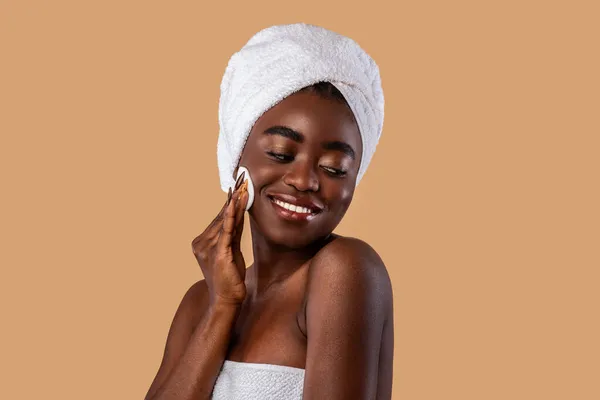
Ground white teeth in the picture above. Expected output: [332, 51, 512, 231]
[274, 199, 313, 214]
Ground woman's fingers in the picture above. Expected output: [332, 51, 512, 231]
[216, 189, 238, 257]
[192, 187, 230, 252]
[234, 181, 248, 226]
[224, 172, 246, 227]
[204, 174, 247, 253]
[202, 188, 234, 248]
[206, 174, 242, 232]
[232, 183, 248, 243]
[206, 187, 232, 230]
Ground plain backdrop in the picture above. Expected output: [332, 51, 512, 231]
[1, 1, 598, 399]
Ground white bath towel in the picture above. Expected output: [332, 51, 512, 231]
[217, 22, 385, 193]
[211, 360, 305, 400]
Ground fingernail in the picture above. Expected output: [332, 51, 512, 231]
[227, 187, 232, 205]
[235, 172, 246, 189]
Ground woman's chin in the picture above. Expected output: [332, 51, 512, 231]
[265, 230, 318, 249]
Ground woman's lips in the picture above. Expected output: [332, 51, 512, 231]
[269, 197, 320, 222]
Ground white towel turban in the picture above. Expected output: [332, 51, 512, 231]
[217, 22, 385, 193]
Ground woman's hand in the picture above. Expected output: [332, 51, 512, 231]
[191, 172, 249, 307]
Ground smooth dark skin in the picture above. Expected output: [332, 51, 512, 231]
[145, 90, 394, 399]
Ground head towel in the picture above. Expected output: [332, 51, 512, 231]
[217, 22, 385, 192]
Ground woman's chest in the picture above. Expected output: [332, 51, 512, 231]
[226, 278, 308, 369]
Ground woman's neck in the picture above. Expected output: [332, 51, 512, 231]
[245, 225, 337, 299]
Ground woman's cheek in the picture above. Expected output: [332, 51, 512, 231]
[338, 184, 354, 205]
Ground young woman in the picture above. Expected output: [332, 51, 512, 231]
[145, 23, 393, 400]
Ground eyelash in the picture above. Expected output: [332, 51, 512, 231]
[266, 151, 347, 177]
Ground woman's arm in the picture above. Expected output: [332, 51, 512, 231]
[144, 280, 241, 400]
[302, 237, 394, 399]
[145, 178, 249, 399]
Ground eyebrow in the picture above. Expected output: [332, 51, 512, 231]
[263, 125, 356, 160]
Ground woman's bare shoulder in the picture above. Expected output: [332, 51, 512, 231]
[307, 235, 392, 304]
[312, 235, 387, 271]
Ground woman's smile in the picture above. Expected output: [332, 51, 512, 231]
[267, 193, 323, 222]
[271, 199, 318, 222]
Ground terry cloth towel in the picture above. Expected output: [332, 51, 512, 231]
[211, 360, 305, 400]
[217, 22, 385, 193]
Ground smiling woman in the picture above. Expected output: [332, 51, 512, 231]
[145, 23, 393, 400]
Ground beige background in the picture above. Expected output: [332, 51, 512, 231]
[1, 1, 598, 399]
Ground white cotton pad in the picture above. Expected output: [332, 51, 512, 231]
[234, 166, 255, 211]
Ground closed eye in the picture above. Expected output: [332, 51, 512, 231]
[267, 151, 347, 177]
[266, 151, 293, 162]
[322, 167, 347, 177]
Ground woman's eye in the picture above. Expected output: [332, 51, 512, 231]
[267, 151, 346, 176]
[322, 166, 347, 177]
[266, 151, 293, 162]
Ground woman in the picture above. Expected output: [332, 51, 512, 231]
[145, 23, 393, 400]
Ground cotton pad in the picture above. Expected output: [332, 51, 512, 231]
[234, 166, 254, 211]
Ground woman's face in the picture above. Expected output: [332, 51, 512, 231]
[236, 90, 362, 248]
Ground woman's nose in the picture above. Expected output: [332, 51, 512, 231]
[283, 160, 319, 192]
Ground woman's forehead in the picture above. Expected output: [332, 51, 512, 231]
[249, 91, 361, 147]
